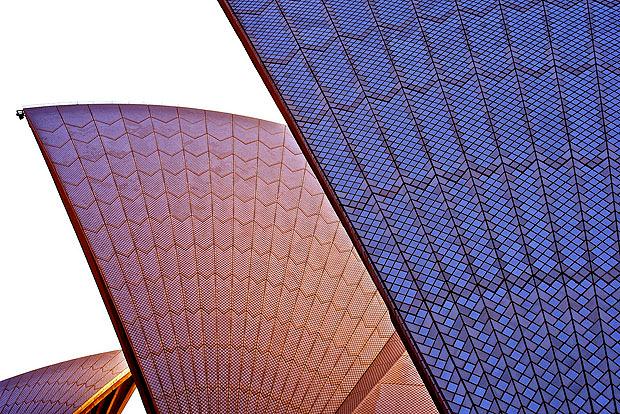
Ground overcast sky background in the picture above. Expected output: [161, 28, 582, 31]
[0, 1, 282, 411]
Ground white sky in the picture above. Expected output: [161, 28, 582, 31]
[0, 1, 282, 411]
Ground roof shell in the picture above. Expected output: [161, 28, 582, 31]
[25, 104, 436, 414]
[218, 1, 620, 413]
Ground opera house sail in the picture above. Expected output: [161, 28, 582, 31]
[23, 104, 436, 413]
[217, 0, 620, 413]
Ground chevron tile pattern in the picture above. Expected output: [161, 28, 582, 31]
[25, 104, 434, 414]
[0, 351, 132, 414]
[220, 0, 620, 412]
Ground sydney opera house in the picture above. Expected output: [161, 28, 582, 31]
[4, 0, 620, 413]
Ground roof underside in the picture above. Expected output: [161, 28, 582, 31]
[218, 0, 620, 412]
